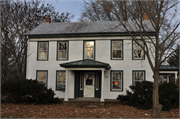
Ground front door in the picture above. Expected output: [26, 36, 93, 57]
[84, 72, 94, 97]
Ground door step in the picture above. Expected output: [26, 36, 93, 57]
[64, 102, 104, 107]
[63, 101, 105, 106]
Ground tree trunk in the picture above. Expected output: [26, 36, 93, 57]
[152, 72, 162, 117]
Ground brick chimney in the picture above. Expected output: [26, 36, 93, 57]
[143, 13, 148, 20]
[46, 16, 51, 23]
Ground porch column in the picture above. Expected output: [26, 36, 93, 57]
[64, 70, 69, 101]
[167, 75, 169, 83]
[175, 72, 177, 81]
[101, 69, 104, 102]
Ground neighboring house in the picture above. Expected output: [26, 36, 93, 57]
[159, 65, 179, 83]
[26, 17, 157, 102]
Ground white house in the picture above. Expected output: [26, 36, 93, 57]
[26, 17, 163, 102]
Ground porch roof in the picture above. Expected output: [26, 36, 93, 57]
[60, 59, 111, 69]
[160, 65, 179, 71]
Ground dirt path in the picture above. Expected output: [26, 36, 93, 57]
[1, 103, 179, 118]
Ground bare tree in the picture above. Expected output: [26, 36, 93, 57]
[167, 46, 179, 66]
[80, 0, 130, 21]
[81, 0, 180, 117]
[1, 0, 73, 83]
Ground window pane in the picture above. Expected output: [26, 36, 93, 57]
[111, 71, 122, 90]
[134, 72, 144, 81]
[59, 42, 67, 50]
[38, 42, 48, 60]
[85, 51, 94, 59]
[134, 50, 143, 58]
[112, 81, 121, 89]
[113, 41, 122, 50]
[96, 72, 99, 90]
[37, 71, 47, 85]
[58, 51, 67, 59]
[85, 41, 94, 48]
[39, 42, 47, 51]
[134, 41, 143, 50]
[80, 72, 83, 90]
[113, 50, 121, 58]
[85, 73, 93, 85]
[39, 51, 47, 59]
[85, 48, 93, 51]
[84, 41, 94, 59]
[113, 72, 121, 81]
[57, 72, 66, 91]
[58, 42, 68, 60]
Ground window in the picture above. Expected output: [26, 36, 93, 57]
[80, 72, 83, 90]
[95, 72, 99, 90]
[132, 70, 145, 85]
[85, 73, 93, 85]
[110, 70, 123, 91]
[57, 41, 68, 60]
[56, 71, 66, 91]
[84, 41, 95, 59]
[111, 40, 123, 60]
[132, 40, 145, 60]
[37, 42, 48, 60]
[36, 70, 48, 87]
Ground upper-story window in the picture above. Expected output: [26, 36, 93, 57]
[111, 40, 123, 60]
[37, 41, 48, 60]
[84, 41, 95, 59]
[57, 41, 68, 60]
[132, 40, 145, 60]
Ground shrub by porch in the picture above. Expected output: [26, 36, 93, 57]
[117, 81, 179, 111]
[1, 79, 61, 104]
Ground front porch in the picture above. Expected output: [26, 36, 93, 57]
[60, 59, 111, 102]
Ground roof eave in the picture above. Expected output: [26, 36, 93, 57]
[60, 64, 111, 69]
[26, 32, 157, 38]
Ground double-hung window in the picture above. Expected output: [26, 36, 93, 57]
[56, 71, 66, 91]
[57, 41, 68, 60]
[132, 70, 145, 85]
[37, 42, 48, 60]
[110, 70, 123, 91]
[36, 70, 48, 87]
[84, 41, 95, 59]
[111, 40, 123, 60]
[132, 40, 145, 60]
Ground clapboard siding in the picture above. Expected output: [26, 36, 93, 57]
[26, 36, 154, 99]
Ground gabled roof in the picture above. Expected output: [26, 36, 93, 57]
[26, 20, 156, 38]
[60, 59, 111, 69]
[160, 65, 179, 71]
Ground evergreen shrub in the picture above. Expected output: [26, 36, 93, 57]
[117, 81, 179, 111]
[159, 82, 179, 111]
[1, 79, 61, 104]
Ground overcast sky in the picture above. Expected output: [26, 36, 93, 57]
[46, 0, 83, 22]
[46, 0, 179, 32]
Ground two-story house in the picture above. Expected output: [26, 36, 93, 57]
[26, 17, 157, 102]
